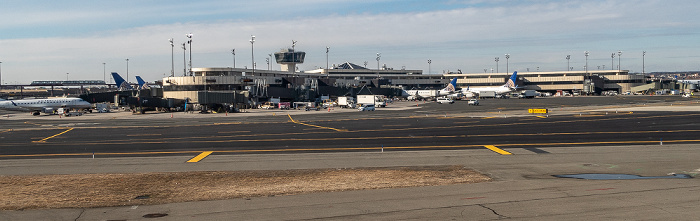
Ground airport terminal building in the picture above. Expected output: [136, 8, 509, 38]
[161, 65, 646, 104]
[444, 70, 645, 95]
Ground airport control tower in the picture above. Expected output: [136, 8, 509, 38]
[274, 40, 306, 72]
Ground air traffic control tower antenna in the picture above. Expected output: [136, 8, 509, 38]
[274, 40, 306, 72]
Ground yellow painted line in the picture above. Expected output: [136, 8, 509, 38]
[32, 127, 74, 143]
[0, 129, 13, 134]
[484, 145, 512, 155]
[288, 114, 347, 132]
[186, 151, 213, 163]
[536, 116, 547, 118]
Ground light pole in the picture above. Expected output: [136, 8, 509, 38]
[584, 51, 589, 76]
[186, 33, 193, 76]
[266, 57, 270, 70]
[617, 50, 622, 71]
[102, 62, 106, 83]
[125, 58, 129, 83]
[376, 53, 381, 77]
[182, 43, 186, 76]
[611, 53, 615, 70]
[0, 61, 2, 86]
[427, 59, 431, 75]
[494, 57, 499, 73]
[169, 38, 174, 77]
[231, 49, 236, 68]
[268, 54, 272, 71]
[566, 55, 571, 72]
[326, 46, 330, 70]
[250, 35, 255, 76]
[66, 73, 69, 81]
[643, 51, 646, 74]
[505, 54, 510, 74]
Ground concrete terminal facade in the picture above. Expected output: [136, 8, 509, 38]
[161, 66, 650, 103]
[445, 70, 645, 94]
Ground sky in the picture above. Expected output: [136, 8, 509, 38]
[1, 0, 699, 84]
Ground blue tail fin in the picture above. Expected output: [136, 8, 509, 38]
[505, 71, 517, 88]
[135, 76, 149, 90]
[444, 78, 457, 92]
[111, 72, 133, 90]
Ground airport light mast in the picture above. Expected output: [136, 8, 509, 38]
[611, 53, 615, 70]
[505, 54, 510, 74]
[169, 38, 174, 77]
[102, 62, 106, 83]
[125, 58, 129, 83]
[643, 51, 646, 74]
[617, 50, 622, 71]
[231, 49, 236, 68]
[494, 57, 499, 73]
[376, 53, 381, 77]
[182, 43, 186, 76]
[584, 51, 589, 76]
[428, 59, 432, 75]
[250, 35, 255, 76]
[326, 46, 330, 71]
[186, 33, 193, 76]
[566, 55, 570, 72]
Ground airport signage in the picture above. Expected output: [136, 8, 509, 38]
[528, 108, 548, 114]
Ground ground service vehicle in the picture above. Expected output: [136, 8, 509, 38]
[358, 104, 375, 111]
[468, 99, 479, 105]
[436, 97, 454, 104]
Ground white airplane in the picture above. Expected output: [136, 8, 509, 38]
[403, 78, 459, 99]
[0, 97, 91, 116]
[461, 71, 518, 96]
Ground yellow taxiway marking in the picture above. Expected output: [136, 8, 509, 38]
[32, 127, 74, 143]
[484, 145, 512, 155]
[187, 151, 213, 163]
[288, 114, 347, 132]
[0, 129, 12, 134]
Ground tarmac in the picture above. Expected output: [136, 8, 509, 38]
[0, 96, 699, 220]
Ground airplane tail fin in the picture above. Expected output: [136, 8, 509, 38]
[505, 71, 517, 88]
[135, 76, 149, 90]
[444, 78, 457, 92]
[111, 72, 133, 90]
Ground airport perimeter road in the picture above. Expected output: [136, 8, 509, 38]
[0, 100, 699, 159]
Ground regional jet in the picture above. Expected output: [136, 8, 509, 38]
[403, 78, 459, 99]
[0, 97, 91, 116]
[461, 71, 518, 96]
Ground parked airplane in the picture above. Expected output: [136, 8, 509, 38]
[403, 78, 459, 99]
[0, 97, 91, 116]
[112, 72, 134, 90]
[461, 71, 518, 96]
[135, 76, 150, 90]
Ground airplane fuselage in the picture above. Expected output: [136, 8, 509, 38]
[0, 98, 91, 114]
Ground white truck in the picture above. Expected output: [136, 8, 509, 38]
[357, 95, 386, 107]
[337, 96, 356, 108]
[518, 90, 538, 99]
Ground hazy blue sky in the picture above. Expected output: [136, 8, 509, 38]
[1, 0, 699, 84]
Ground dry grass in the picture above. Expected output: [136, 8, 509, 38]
[0, 165, 490, 210]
